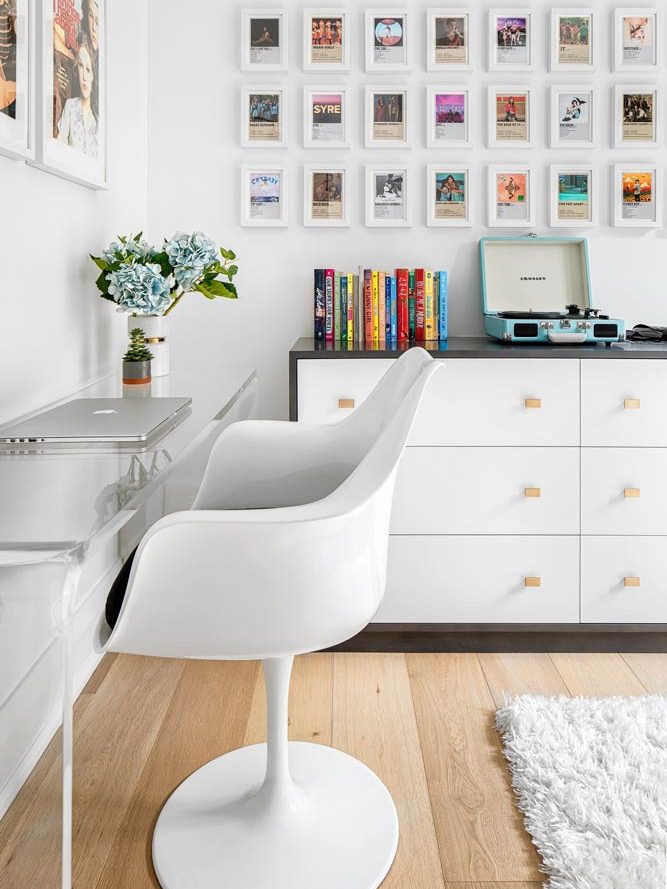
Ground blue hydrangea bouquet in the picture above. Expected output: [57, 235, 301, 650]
[91, 231, 238, 316]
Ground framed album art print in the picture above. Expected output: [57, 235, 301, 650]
[304, 164, 349, 227]
[426, 165, 471, 227]
[365, 85, 409, 148]
[613, 9, 660, 72]
[241, 165, 288, 227]
[487, 165, 535, 228]
[241, 9, 288, 72]
[240, 86, 287, 148]
[303, 85, 350, 148]
[613, 84, 660, 148]
[488, 86, 533, 149]
[427, 9, 471, 71]
[549, 85, 595, 149]
[612, 164, 659, 227]
[303, 9, 350, 72]
[549, 164, 595, 228]
[0, 0, 34, 161]
[488, 9, 533, 71]
[550, 9, 595, 72]
[365, 164, 410, 227]
[365, 9, 409, 73]
[426, 86, 470, 147]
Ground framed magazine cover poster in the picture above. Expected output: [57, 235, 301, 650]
[427, 86, 470, 147]
[427, 9, 471, 71]
[549, 164, 595, 228]
[365, 164, 410, 227]
[487, 165, 535, 228]
[549, 85, 595, 149]
[427, 165, 471, 227]
[35, 0, 107, 188]
[613, 84, 660, 148]
[240, 85, 287, 148]
[241, 9, 288, 72]
[549, 9, 595, 72]
[365, 9, 409, 73]
[303, 85, 350, 148]
[303, 9, 350, 72]
[365, 85, 409, 148]
[487, 86, 533, 149]
[488, 9, 533, 71]
[304, 164, 349, 227]
[241, 164, 288, 227]
[0, 0, 34, 160]
[612, 164, 659, 227]
[613, 9, 660, 72]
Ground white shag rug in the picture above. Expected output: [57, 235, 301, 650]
[496, 695, 667, 889]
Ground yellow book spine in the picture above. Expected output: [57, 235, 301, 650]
[372, 270, 380, 344]
[346, 274, 354, 343]
[424, 270, 435, 340]
[378, 271, 386, 342]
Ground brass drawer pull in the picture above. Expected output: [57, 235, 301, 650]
[624, 576, 641, 587]
[338, 398, 355, 409]
[524, 398, 542, 409]
[624, 398, 641, 409]
[524, 487, 541, 498]
[624, 488, 641, 499]
[524, 576, 541, 588]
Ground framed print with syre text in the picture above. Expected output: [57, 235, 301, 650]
[303, 85, 350, 148]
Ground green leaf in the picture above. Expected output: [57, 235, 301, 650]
[90, 255, 109, 271]
[195, 278, 238, 300]
[220, 247, 236, 261]
[95, 269, 110, 293]
[226, 264, 238, 277]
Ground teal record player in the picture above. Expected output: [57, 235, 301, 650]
[479, 236, 625, 345]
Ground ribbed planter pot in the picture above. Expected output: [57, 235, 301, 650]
[122, 359, 152, 385]
[129, 315, 169, 376]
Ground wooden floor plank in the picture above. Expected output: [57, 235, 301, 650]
[407, 653, 540, 884]
[550, 653, 646, 697]
[81, 652, 118, 695]
[621, 653, 667, 692]
[95, 658, 259, 889]
[333, 653, 445, 889]
[243, 653, 333, 746]
[478, 653, 570, 709]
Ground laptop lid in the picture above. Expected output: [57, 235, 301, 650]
[0, 397, 192, 444]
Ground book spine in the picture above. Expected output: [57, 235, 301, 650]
[346, 274, 354, 343]
[438, 271, 448, 340]
[372, 270, 380, 344]
[378, 271, 386, 342]
[390, 275, 397, 340]
[424, 270, 435, 340]
[415, 268, 425, 340]
[325, 268, 334, 342]
[408, 270, 416, 339]
[363, 269, 373, 343]
[355, 274, 363, 343]
[314, 269, 325, 341]
[334, 272, 341, 342]
[339, 273, 347, 342]
[396, 268, 409, 340]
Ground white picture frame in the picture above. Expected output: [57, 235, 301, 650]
[549, 85, 596, 149]
[241, 9, 288, 72]
[549, 164, 596, 228]
[426, 165, 472, 227]
[365, 85, 410, 149]
[240, 85, 288, 148]
[612, 163, 659, 227]
[549, 8, 596, 73]
[426, 85, 470, 147]
[303, 8, 351, 72]
[365, 8, 409, 73]
[32, 0, 108, 188]
[241, 164, 288, 227]
[487, 86, 533, 149]
[488, 9, 533, 72]
[613, 84, 660, 149]
[487, 164, 535, 228]
[613, 8, 660, 72]
[427, 8, 471, 71]
[0, 0, 35, 161]
[365, 164, 410, 227]
[303, 85, 350, 149]
[304, 164, 350, 227]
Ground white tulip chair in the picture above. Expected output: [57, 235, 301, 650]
[103, 347, 442, 889]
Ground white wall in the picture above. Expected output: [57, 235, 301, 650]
[0, 0, 149, 427]
[147, 0, 667, 420]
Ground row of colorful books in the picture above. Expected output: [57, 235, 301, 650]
[314, 268, 448, 343]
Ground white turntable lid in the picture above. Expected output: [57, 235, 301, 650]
[482, 238, 592, 314]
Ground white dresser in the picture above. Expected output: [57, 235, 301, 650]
[290, 338, 667, 650]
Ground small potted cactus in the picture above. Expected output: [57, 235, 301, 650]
[122, 327, 154, 384]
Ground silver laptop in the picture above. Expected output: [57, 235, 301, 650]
[0, 397, 192, 444]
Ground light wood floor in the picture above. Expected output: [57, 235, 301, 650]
[2, 651, 666, 888]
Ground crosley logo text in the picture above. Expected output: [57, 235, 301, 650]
[520, 276, 547, 281]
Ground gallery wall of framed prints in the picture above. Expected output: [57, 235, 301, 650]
[236, 4, 666, 231]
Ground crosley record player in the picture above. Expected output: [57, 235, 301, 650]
[479, 235, 625, 344]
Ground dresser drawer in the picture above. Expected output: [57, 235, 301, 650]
[410, 359, 579, 446]
[391, 447, 580, 534]
[581, 448, 667, 535]
[297, 359, 393, 424]
[376, 535, 580, 623]
[581, 537, 667, 623]
[581, 360, 667, 446]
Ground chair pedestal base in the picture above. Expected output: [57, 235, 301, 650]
[152, 741, 399, 889]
